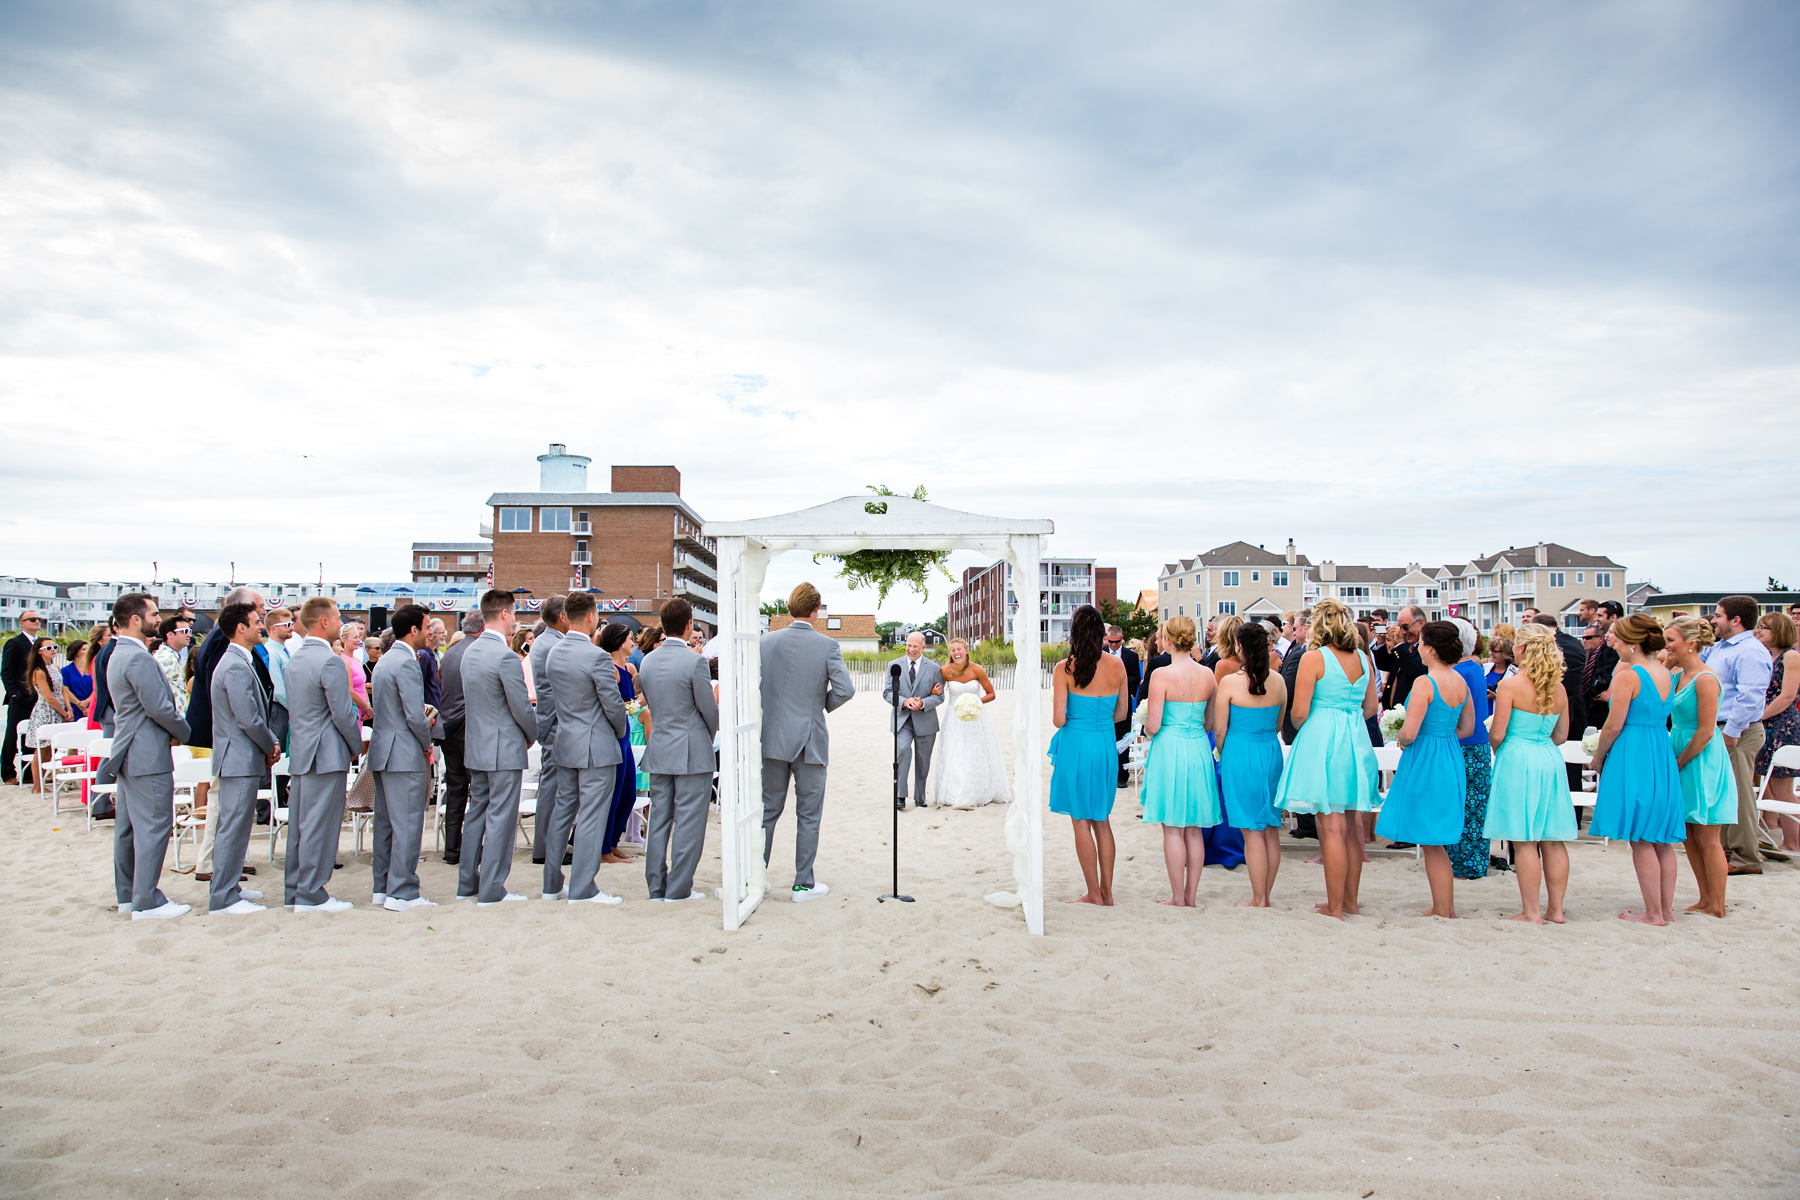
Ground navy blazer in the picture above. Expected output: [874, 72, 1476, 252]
[184, 625, 271, 747]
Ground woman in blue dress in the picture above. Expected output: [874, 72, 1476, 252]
[1274, 598, 1381, 920]
[1447, 619, 1494, 880]
[1484, 624, 1574, 924]
[1212, 620, 1287, 907]
[1588, 614, 1684, 926]
[1376, 622, 1476, 918]
[1139, 615, 1220, 907]
[1664, 616, 1733, 919]
[598, 623, 641, 862]
[1049, 604, 1130, 906]
[60, 640, 95, 722]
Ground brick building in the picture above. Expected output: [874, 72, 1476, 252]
[485, 445, 718, 633]
[409, 542, 492, 584]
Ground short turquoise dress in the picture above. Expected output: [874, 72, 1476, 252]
[1670, 668, 1735, 827]
[1589, 665, 1685, 844]
[1275, 648, 1380, 815]
[1140, 701, 1222, 828]
[1484, 707, 1577, 842]
[1375, 677, 1469, 847]
[1219, 702, 1284, 830]
[1049, 691, 1120, 821]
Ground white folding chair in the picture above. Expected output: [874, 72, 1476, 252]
[1755, 744, 1800, 832]
[18, 720, 81, 792]
[170, 757, 214, 869]
[85, 737, 116, 830]
[48, 727, 101, 815]
[268, 758, 292, 861]
[1367, 744, 1419, 858]
[516, 744, 541, 841]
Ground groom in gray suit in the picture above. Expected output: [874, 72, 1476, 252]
[107, 592, 193, 919]
[208, 601, 277, 914]
[883, 632, 944, 809]
[369, 604, 441, 910]
[285, 597, 363, 912]
[637, 598, 718, 902]
[547, 591, 630, 903]
[760, 582, 855, 900]
[460, 589, 537, 905]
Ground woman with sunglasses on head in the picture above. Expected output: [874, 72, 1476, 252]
[22, 635, 74, 791]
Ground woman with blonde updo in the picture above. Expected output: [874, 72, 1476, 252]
[1139, 615, 1221, 907]
[1484, 624, 1575, 923]
[1665, 616, 1733, 917]
[1211, 613, 1283, 679]
[1590, 613, 1684, 925]
[1274, 598, 1381, 920]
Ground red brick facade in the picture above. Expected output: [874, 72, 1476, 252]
[612, 465, 681, 494]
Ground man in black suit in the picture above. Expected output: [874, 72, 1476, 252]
[1373, 605, 1428, 710]
[435, 610, 485, 864]
[2, 608, 44, 784]
[1581, 617, 1618, 736]
[1135, 629, 1170, 708]
[1277, 610, 1317, 840]
[1532, 614, 1590, 794]
[1106, 624, 1141, 786]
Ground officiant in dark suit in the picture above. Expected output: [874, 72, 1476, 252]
[1106, 624, 1140, 787]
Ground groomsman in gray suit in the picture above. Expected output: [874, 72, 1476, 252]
[284, 597, 363, 913]
[208, 601, 278, 915]
[883, 631, 944, 810]
[760, 582, 855, 901]
[527, 596, 571, 878]
[369, 604, 442, 911]
[636, 598, 718, 902]
[547, 592, 630, 904]
[460, 589, 537, 905]
[107, 592, 193, 920]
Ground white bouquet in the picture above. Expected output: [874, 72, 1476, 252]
[624, 698, 645, 718]
[1581, 727, 1600, 755]
[1378, 706, 1407, 742]
[953, 693, 983, 722]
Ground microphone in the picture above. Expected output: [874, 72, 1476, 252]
[889, 662, 902, 678]
[881, 657, 912, 903]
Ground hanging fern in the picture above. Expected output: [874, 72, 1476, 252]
[814, 485, 955, 606]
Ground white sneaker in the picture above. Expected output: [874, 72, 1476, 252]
[477, 893, 527, 906]
[793, 883, 830, 903]
[116, 902, 133, 914]
[293, 898, 353, 913]
[660, 891, 704, 903]
[212, 900, 265, 915]
[384, 896, 436, 911]
[132, 901, 191, 921]
[239, 888, 263, 901]
[371, 893, 387, 905]
[570, 891, 623, 905]
[541, 888, 568, 901]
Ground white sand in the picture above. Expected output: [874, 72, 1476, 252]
[4, 691, 1797, 1198]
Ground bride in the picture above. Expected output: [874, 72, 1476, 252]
[932, 639, 1011, 809]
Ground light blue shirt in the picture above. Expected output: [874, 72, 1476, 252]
[265, 636, 292, 707]
[1701, 630, 1773, 738]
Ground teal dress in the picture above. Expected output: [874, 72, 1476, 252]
[1375, 677, 1469, 846]
[1049, 692, 1119, 821]
[1219, 702, 1284, 830]
[1484, 708, 1577, 842]
[1275, 648, 1379, 815]
[1589, 665, 1685, 844]
[1140, 701, 1222, 828]
[1670, 668, 1735, 827]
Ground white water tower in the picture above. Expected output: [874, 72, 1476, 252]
[537, 443, 591, 491]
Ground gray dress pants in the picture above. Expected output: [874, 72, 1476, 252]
[208, 774, 261, 911]
[462, 769, 522, 903]
[531, 759, 564, 860]
[895, 725, 936, 801]
[762, 758, 828, 889]
[540, 763, 580, 894]
[285, 770, 347, 907]
[114, 770, 174, 911]
[645, 771, 710, 900]
[567, 765, 619, 900]
[372, 769, 429, 901]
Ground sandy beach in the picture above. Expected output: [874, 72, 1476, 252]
[3, 690, 1797, 1199]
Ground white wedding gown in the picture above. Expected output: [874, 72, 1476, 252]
[931, 680, 1011, 809]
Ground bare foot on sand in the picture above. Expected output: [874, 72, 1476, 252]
[1067, 893, 1105, 905]
[1235, 898, 1270, 908]
[1618, 910, 1667, 926]
[1506, 912, 1544, 925]
[1547, 910, 1566, 924]
[1421, 906, 1459, 919]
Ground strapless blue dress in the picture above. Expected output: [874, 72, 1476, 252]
[1589, 665, 1684, 844]
[1219, 702, 1284, 830]
[1374, 677, 1468, 847]
[1049, 692, 1119, 821]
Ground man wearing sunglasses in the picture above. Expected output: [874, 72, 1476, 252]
[1373, 605, 1429, 711]
[2, 610, 45, 784]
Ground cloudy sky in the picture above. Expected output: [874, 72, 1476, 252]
[2, 0, 1796, 619]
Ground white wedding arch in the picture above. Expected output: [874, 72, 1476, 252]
[705, 495, 1055, 935]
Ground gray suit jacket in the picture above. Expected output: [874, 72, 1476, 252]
[528, 627, 563, 742]
[286, 637, 363, 774]
[883, 654, 945, 734]
[370, 642, 438, 772]
[108, 637, 190, 776]
[211, 646, 275, 777]
[637, 642, 718, 775]
[760, 621, 855, 764]
[438, 634, 474, 738]
[547, 634, 629, 770]
[462, 631, 535, 771]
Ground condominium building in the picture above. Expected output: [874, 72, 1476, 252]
[1308, 563, 1442, 621]
[1155, 541, 1310, 623]
[1435, 543, 1626, 630]
[947, 558, 1117, 644]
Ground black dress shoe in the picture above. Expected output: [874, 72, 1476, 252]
[441, 855, 460, 866]
[531, 856, 545, 865]
[241, 866, 257, 876]
[1386, 842, 1415, 851]
[914, 801, 926, 808]
[333, 862, 344, 869]
[894, 802, 906, 811]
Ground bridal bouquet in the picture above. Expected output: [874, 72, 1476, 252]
[624, 698, 645, 718]
[1581, 727, 1600, 755]
[953, 693, 983, 722]
[1378, 706, 1407, 742]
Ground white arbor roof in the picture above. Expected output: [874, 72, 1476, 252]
[707, 494, 1052, 555]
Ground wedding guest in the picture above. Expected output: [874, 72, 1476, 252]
[1139, 616, 1219, 908]
[1752, 613, 1800, 851]
[1136, 625, 1170, 707]
[1484, 624, 1574, 924]
[21, 636, 73, 791]
[512, 627, 537, 704]
[1534, 613, 1591, 797]
[153, 614, 192, 712]
[1106, 624, 1141, 786]
[1375, 622, 1475, 918]
[1049, 604, 1129, 906]
[1277, 608, 1317, 842]
[1, 608, 44, 783]
[61, 639, 95, 721]
[599, 621, 642, 864]
[420, 619, 445, 709]
[546, 593, 630, 905]
[1589, 614, 1684, 925]
[637, 598, 716, 903]
[1485, 638, 1516, 701]
[1211, 614, 1282, 680]
[435, 610, 486, 866]
[1447, 618, 1494, 881]
[1374, 605, 1427, 709]
[1704, 595, 1774, 873]
[459, 590, 537, 906]
[1213, 620, 1287, 907]
[1664, 617, 1733, 919]
[107, 593, 192, 919]
[340, 621, 373, 722]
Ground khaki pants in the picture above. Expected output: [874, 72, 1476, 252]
[194, 776, 221, 873]
[1722, 722, 1766, 867]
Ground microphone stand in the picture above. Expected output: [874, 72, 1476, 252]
[879, 660, 914, 904]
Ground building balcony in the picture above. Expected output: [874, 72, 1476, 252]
[674, 522, 717, 561]
[673, 577, 718, 605]
[571, 521, 592, 536]
[569, 576, 587, 590]
[672, 549, 717, 581]
[570, 551, 592, 566]
[1476, 587, 1500, 601]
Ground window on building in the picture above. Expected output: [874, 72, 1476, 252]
[1161, 581, 1168, 592]
[1177, 605, 1184, 615]
[1596, 572, 1612, 589]
[1177, 578, 1184, 589]
[1549, 572, 1565, 588]
[1513, 600, 1526, 614]
[457, 555, 475, 565]
[541, 507, 572, 532]
[1511, 571, 1523, 587]
[1217, 601, 1236, 615]
[1339, 586, 1370, 600]
[1272, 571, 1288, 587]
[1251, 570, 1260, 583]
[499, 507, 531, 532]
[1162, 608, 1169, 620]
[1425, 588, 1438, 601]
[418, 556, 439, 571]
[827, 617, 841, 630]
[1222, 571, 1240, 587]
[1576, 572, 1585, 584]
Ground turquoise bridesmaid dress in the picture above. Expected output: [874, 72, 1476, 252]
[1275, 648, 1380, 815]
[1139, 701, 1222, 828]
[1375, 677, 1468, 846]
[1669, 668, 1735, 827]
[1219, 702, 1283, 830]
[1483, 707, 1577, 842]
[1589, 665, 1685, 844]
[1049, 692, 1119, 821]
